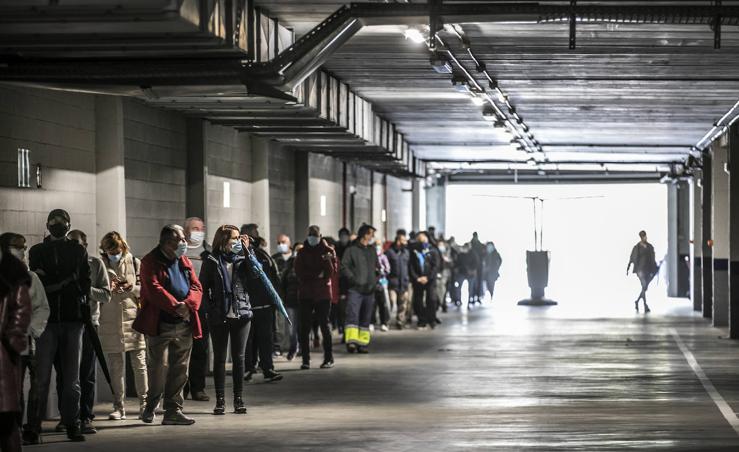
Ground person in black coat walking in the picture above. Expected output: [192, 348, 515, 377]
[385, 230, 411, 329]
[409, 232, 439, 329]
[627, 230, 658, 313]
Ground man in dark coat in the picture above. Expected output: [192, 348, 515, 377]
[385, 229, 411, 329]
[409, 232, 439, 329]
[627, 230, 658, 313]
[341, 224, 377, 353]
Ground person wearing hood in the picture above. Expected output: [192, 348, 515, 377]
[482, 242, 503, 301]
[199, 225, 254, 415]
[341, 224, 378, 353]
[409, 232, 440, 329]
[295, 226, 338, 369]
[183, 217, 211, 402]
[135, 224, 203, 426]
[26, 209, 91, 443]
[98, 231, 148, 421]
[0, 233, 47, 448]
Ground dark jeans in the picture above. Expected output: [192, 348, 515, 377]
[28, 322, 83, 432]
[55, 325, 96, 422]
[299, 300, 333, 364]
[247, 307, 275, 372]
[186, 310, 209, 394]
[285, 307, 298, 355]
[20, 348, 39, 432]
[372, 288, 390, 326]
[412, 283, 438, 326]
[210, 318, 250, 397]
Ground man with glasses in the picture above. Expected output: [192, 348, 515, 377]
[134, 225, 203, 426]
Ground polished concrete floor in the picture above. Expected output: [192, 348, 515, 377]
[33, 296, 739, 451]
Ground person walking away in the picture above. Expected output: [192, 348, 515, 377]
[469, 232, 486, 304]
[341, 224, 378, 353]
[483, 242, 503, 301]
[435, 239, 452, 313]
[627, 230, 658, 313]
[281, 243, 302, 361]
[0, 233, 50, 446]
[409, 232, 439, 329]
[0, 238, 32, 452]
[183, 217, 210, 402]
[373, 240, 391, 332]
[26, 209, 91, 443]
[134, 225, 203, 426]
[99, 232, 148, 421]
[295, 226, 338, 369]
[199, 226, 254, 415]
[52, 230, 111, 434]
[385, 230, 411, 329]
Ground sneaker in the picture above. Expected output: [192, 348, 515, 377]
[357, 347, 369, 354]
[244, 369, 255, 382]
[346, 343, 357, 354]
[263, 369, 284, 382]
[213, 396, 226, 415]
[320, 360, 334, 369]
[109, 408, 126, 421]
[80, 419, 97, 434]
[233, 396, 247, 414]
[416, 325, 429, 331]
[55, 421, 66, 432]
[286, 352, 295, 361]
[162, 410, 196, 426]
[300, 362, 310, 370]
[66, 424, 85, 442]
[380, 324, 389, 332]
[369, 324, 375, 332]
[644, 304, 651, 313]
[22, 430, 41, 445]
[141, 406, 156, 424]
[190, 390, 210, 402]
[635, 301, 639, 312]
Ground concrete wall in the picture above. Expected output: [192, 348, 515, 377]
[205, 126, 252, 241]
[386, 174, 413, 239]
[308, 153, 344, 238]
[122, 99, 187, 255]
[347, 164, 372, 233]
[711, 137, 730, 326]
[0, 85, 97, 246]
[268, 144, 296, 247]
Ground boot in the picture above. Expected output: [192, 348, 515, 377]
[213, 393, 226, 415]
[634, 300, 639, 312]
[233, 396, 247, 414]
[644, 302, 651, 313]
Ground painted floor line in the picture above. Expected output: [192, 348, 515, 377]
[670, 328, 739, 436]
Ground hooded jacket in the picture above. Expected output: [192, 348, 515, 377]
[199, 252, 253, 324]
[295, 239, 338, 302]
[340, 241, 378, 295]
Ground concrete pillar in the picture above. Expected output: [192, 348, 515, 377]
[411, 177, 421, 232]
[702, 153, 713, 318]
[667, 181, 690, 298]
[690, 175, 703, 311]
[712, 137, 730, 327]
[729, 124, 739, 338]
[251, 136, 271, 245]
[185, 118, 208, 222]
[294, 151, 310, 238]
[94, 96, 127, 242]
[425, 178, 447, 236]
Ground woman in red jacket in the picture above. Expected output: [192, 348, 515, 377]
[294, 225, 338, 370]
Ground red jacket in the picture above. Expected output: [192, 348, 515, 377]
[294, 239, 338, 302]
[133, 247, 203, 339]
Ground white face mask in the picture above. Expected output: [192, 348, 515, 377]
[306, 236, 320, 247]
[10, 248, 25, 262]
[189, 230, 205, 246]
[276, 243, 290, 254]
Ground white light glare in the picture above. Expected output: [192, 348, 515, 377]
[404, 28, 426, 44]
[470, 94, 486, 106]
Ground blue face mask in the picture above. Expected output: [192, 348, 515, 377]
[230, 240, 243, 255]
[175, 242, 188, 258]
[421, 242, 430, 250]
[306, 236, 320, 247]
[487, 245, 495, 253]
[108, 253, 123, 264]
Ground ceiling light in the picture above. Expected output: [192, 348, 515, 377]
[404, 28, 426, 44]
[470, 93, 485, 106]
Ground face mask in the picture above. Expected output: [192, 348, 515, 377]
[230, 240, 243, 255]
[108, 253, 123, 264]
[10, 248, 25, 262]
[48, 223, 69, 238]
[438, 245, 446, 253]
[276, 243, 290, 254]
[339, 236, 349, 245]
[421, 242, 429, 249]
[306, 236, 320, 247]
[487, 245, 495, 253]
[175, 241, 188, 258]
[376, 246, 383, 254]
[189, 231, 205, 246]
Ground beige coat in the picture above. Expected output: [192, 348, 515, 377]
[99, 253, 146, 353]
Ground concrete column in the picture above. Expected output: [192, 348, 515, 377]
[425, 178, 447, 236]
[712, 137, 730, 326]
[185, 118, 208, 222]
[251, 136, 271, 245]
[411, 177, 421, 232]
[294, 151, 310, 238]
[667, 181, 690, 298]
[94, 96, 127, 242]
[690, 175, 703, 311]
[702, 153, 713, 318]
[729, 124, 739, 338]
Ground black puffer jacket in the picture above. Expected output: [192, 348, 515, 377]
[29, 236, 91, 323]
[199, 253, 252, 324]
[385, 244, 410, 292]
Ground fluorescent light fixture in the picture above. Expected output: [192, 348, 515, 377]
[470, 94, 485, 106]
[223, 181, 231, 208]
[381, 209, 387, 223]
[404, 28, 426, 44]
[320, 195, 327, 217]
